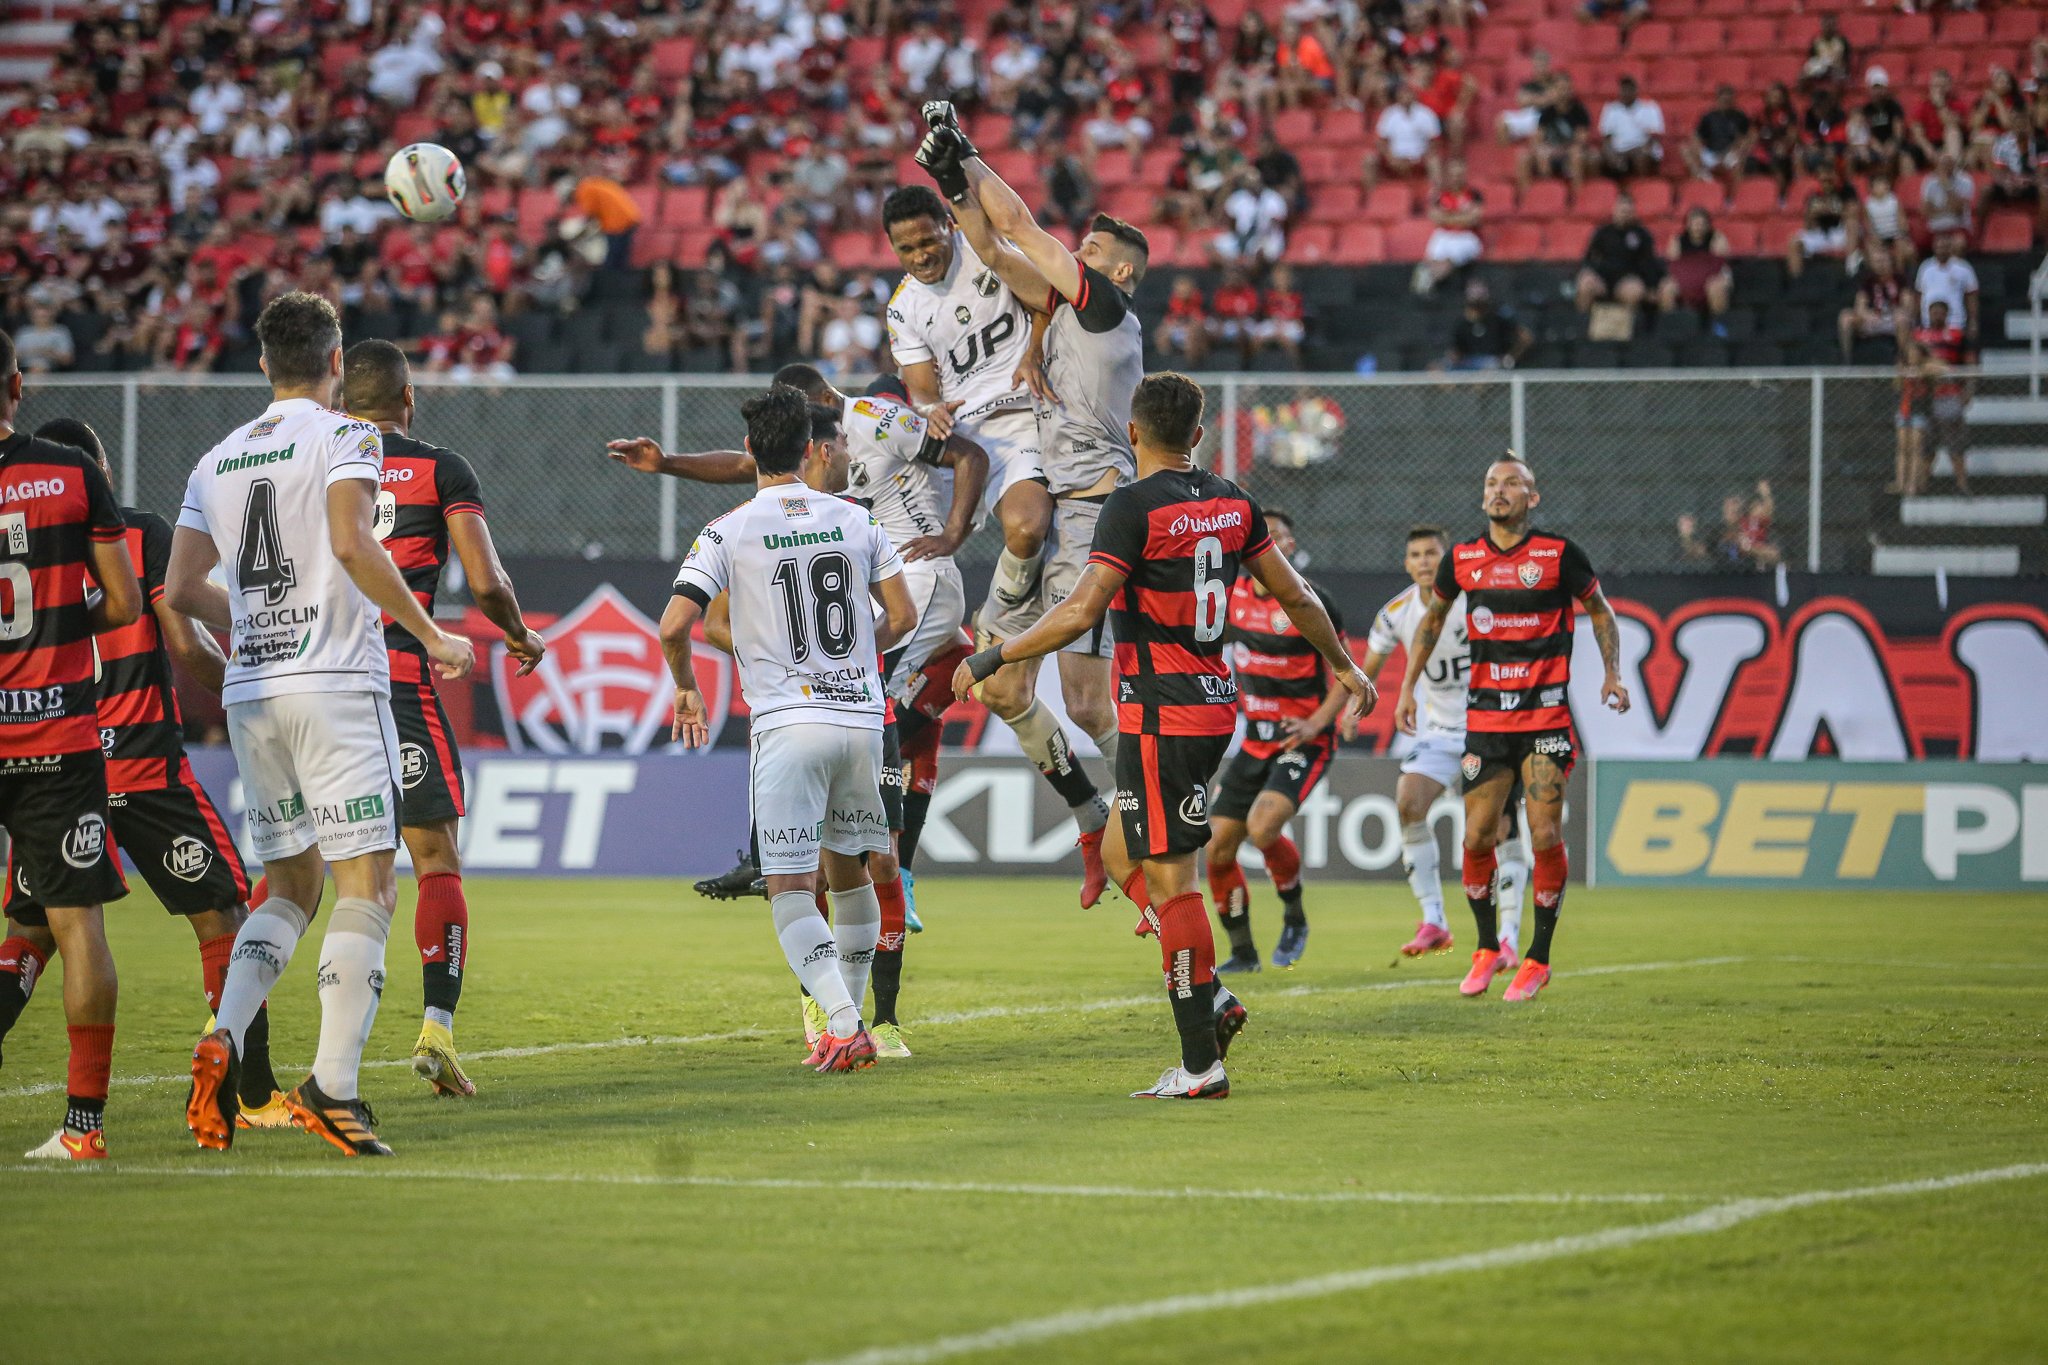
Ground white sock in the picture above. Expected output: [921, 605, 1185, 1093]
[424, 1006, 454, 1032]
[990, 546, 1042, 607]
[772, 890, 857, 1036]
[1496, 836, 1527, 950]
[311, 898, 391, 1101]
[1088, 723, 1120, 773]
[217, 898, 308, 1054]
[829, 881, 881, 1017]
[1008, 698, 1106, 832]
[1401, 824, 1447, 930]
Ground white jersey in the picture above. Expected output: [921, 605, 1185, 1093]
[886, 232, 1033, 426]
[842, 393, 951, 550]
[177, 397, 390, 705]
[674, 483, 903, 735]
[1367, 582, 1470, 735]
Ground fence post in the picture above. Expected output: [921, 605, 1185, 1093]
[120, 377, 138, 505]
[658, 378, 678, 562]
[1220, 375, 1239, 480]
[1807, 371, 1824, 573]
[1509, 371, 1527, 461]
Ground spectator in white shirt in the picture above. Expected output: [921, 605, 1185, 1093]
[520, 74, 582, 152]
[1919, 151, 1975, 236]
[988, 32, 1043, 111]
[820, 294, 883, 376]
[366, 25, 444, 107]
[188, 65, 246, 137]
[55, 191, 125, 249]
[1213, 168, 1289, 264]
[896, 19, 948, 95]
[319, 178, 400, 240]
[1912, 231, 1979, 338]
[940, 37, 982, 103]
[230, 114, 294, 168]
[1598, 76, 1664, 177]
[1362, 85, 1443, 191]
[15, 306, 75, 373]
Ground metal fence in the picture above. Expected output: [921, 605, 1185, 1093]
[23, 367, 2039, 575]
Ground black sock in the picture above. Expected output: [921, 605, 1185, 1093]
[240, 1003, 280, 1101]
[1467, 886, 1500, 952]
[1217, 890, 1255, 958]
[1168, 978, 1219, 1073]
[871, 948, 902, 1026]
[0, 978, 30, 1044]
[1528, 893, 1562, 965]
[748, 824, 760, 868]
[65, 1095, 104, 1133]
[1279, 885, 1306, 929]
[900, 792, 931, 872]
[423, 964, 460, 1014]
[1035, 726, 1100, 810]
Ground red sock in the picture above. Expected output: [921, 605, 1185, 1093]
[1462, 845, 1501, 951]
[1121, 868, 1158, 936]
[1262, 834, 1302, 893]
[1155, 891, 1217, 989]
[198, 932, 235, 1013]
[248, 875, 269, 909]
[1207, 860, 1248, 913]
[1, 935, 49, 996]
[415, 872, 469, 1013]
[875, 875, 907, 953]
[1533, 844, 1568, 907]
[67, 1022, 114, 1101]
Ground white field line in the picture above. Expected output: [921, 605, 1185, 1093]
[800, 1162, 2048, 1365]
[0, 1161, 1692, 1207]
[0, 956, 1746, 1102]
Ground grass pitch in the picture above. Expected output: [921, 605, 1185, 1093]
[6, 876, 2045, 1364]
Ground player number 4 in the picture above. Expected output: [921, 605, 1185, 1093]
[1193, 534, 1225, 643]
[238, 478, 297, 607]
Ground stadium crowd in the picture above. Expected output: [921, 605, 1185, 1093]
[1, 0, 2042, 377]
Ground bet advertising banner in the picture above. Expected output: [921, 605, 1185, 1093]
[1594, 760, 2047, 890]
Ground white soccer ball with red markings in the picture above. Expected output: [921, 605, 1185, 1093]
[384, 142, 467, 223]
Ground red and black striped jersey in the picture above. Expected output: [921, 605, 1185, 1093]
[1088, 468, 1273, 737]
[1225, 574, 1343, 759]
[1432, 527, 1599, 734]
[94, 509, 188, 791]
[0, 433, 126, 759]
[376, 430, 484, 659]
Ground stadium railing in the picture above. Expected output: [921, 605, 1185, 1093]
[25, 367, 2044, 576]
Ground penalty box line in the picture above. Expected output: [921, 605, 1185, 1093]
[0, 956, 1748, 1102]
[799, 1162, 2048, 1365]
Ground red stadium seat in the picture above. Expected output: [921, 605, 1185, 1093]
[1677, 179, 1726, 215]
[1495, 222, 1544, 259]
[1718, 220, 1761, 256]
[1938, 11, 1988, 46]
[1384, 220, 1436, 261]
[1724, 19, 1778, 52]
[1577, 180, 1619, 220]
[675, 227, 721, 267]
[1296, 146, 1338, 183]
[1698, 0, 1747, 17]
[1631, 180, 1674, 217]
[627, 180, 660, 228]
[1363, 184, 1417, 222]
[1093, 155, 1138, 189]
[1758, 218, 1802, 256]
[1543, 220, 1594, 260]
[1644, 57, 1704, 97]
[1138, 225, 1180, 261]
[516, 187, 556, 244]
[1285, 224, 1335, 262]
[630, 228, 676, 269]
[1700, 56, 1749, 89]
[475, 186, 514, 220]
[1521, 180, 1569, 218]
[1888, 12, 1932, 47]
[1981, 210, 2033, 255]
[1272, 108, 1318, 144]
[1732, 178, 1781, 216]
[1332, 222, 1387, 263]
[1473, 23, 1526, 63]
[651, 38, 696, 78]
[659, 185, 710, 227]
[1991, 10, 2040, 44]
[1839, 14, 1885, 49]
[1310, 183, 1363, 223]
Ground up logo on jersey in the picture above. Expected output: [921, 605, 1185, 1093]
[164, 835, 213, 882]
[61, 813, 106, 869]
[945, 313, 1017, 377]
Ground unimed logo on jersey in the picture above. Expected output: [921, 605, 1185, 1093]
[492, 584, 733, 754]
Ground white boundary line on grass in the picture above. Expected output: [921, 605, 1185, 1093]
[798, 1162, 2048, 1365]
[0, 955, 1748, 1101]
[0, 1161, 1693, 1206]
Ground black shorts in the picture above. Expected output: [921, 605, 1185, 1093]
[389, 671, 467, 827]
[1115, 731, 1232, 859]
[0, 750, 127, 915]
[879, 721, 904, 832]
[9, 765, 248, 925]
[1210, 736, 1336, 824]
[1461, 727, 1577, 791]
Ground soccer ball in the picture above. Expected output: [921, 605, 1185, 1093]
[384, 142, 467, 223]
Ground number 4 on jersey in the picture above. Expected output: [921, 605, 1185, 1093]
[239, 479, 297, 606]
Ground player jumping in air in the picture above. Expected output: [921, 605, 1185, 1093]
[915, 103, 1153, 911]
[0, 332, 143, 1158]
[956, 374, 1371, 1098]
[173, 293, 476, 1155]
[340, 340, 545, 1095]
[662, 388, 917, 1073]
[1394, 458, 1629, 1002]
[1, 418, 289, 1134]
[1206, 509, 1352, 972]
[1361, 525, 1528, 965]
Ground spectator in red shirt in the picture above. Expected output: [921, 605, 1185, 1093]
[452, 295, 517, 383]
[1156, 273, 1209, 365]
[1909, 68, 1967, 169]
[1906, 298, 1972, 494]
[1421, 156, 1484, 292]
[1256, 263, 1307, 367]
[1799, 83, 1851, 175]
[1163, 1, 1218, 108]
[1208, 265, 1262, 368]
[1274, 17, 1337, 110]
[1409, 52, 1477, 148]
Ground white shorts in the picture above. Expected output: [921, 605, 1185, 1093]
[228, 690, 402, 863]
[884, 557, 968, 702]
[1425, 229, 1484, 265]
[1254, 318, 1307, 343]
[1500, 108, 1542, 141]
[1798, 226, 1849, 256]
[748, 722, 892, 875]
[1398, 730, 1466, 790]
[963, 407, 1044, 524]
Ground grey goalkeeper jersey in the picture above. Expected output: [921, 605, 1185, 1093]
[1036, 263, 1143, 496]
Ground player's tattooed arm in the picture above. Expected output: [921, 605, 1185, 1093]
[604, 439, 755, 484]
[449, 511, 545, 676]
[658, 593, 711, 747]
[955, 562, 1121, 699]
[1583, 587, 1632, 713]
[1394, 595, 1453, 735]
[1246, 547, 1376, 721]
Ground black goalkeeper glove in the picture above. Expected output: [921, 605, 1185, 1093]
[915, 127, 972, 204]
[920, 100, 979, 160]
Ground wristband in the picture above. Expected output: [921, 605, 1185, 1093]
[966, 645, 1005, 683]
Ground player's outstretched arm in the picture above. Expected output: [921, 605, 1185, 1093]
[1394, 594, 1453, 735]
[953, 562, 1120, 699]
[1583, 586, 1632, 713]
[165, 526, 230, 631]
[1247, 546, 1375, 721]
[604, 439, 756, 484]
[85, 536, 142, 633]
[959, 157, 1084, 306]
[902, 432, 988, 562]
[948, 173, 1057, 313]
[872, 571, 918, 654]
[658, 593, 711, 747]
[448, 511, 545, 677]
[329, 478, 475, 680]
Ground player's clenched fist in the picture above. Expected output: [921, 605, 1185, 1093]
[428, 628, 476, 680]
[1337, 667, 1377, 719]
